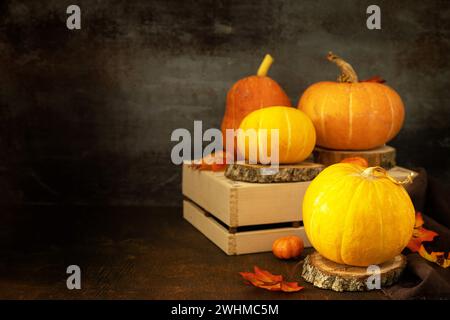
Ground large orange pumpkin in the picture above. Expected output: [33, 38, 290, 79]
[298, 52, 405, 150]
[221, 54, 291, 150]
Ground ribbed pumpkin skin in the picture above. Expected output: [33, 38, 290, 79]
[237, 106, 316, 164]
[298, 82, 405, 150]
[221, 76, 291, 140]
[302, 163, 415, 267]
[272, 236, 304, 259]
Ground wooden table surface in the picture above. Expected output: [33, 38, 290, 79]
[0, 205, 386, 299]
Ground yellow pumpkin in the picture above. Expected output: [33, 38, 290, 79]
[303, 163, 415, 266]
[237, 106, 316, 164]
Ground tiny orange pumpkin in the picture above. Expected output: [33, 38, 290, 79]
[272, 236, 304, 259]
[340, 156, 369, 167]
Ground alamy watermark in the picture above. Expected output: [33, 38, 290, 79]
[367, 5, 381, 30]
[66, 265, 81, 290]
[366, 265, 381, 289]
[170, 121, 280, 171]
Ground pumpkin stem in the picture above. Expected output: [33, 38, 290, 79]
[327, 52, 359, 83]
[361, 166, 414, 186]
[257, 54, 274, 77]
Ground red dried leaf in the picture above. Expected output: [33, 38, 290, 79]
[253, 266, 283, 284]
[239, 266, 304, 293]
[407, 212, 449, 268]
[414, 212, 425, 228]
[189, 151, 231, 171]
[407, 212, 438, 252]
[407, 238, 423, 253]
[361, 76, 386, 83]
[258, 283, 283, 291]
[414, 227, 438, 242]
[239, 272, 265, 287]
[281, 281, 304, 292]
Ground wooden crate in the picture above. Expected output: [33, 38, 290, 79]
[182, 163, 310, 227]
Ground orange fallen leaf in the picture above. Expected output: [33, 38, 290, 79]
[340, 157, 369, 168]
[407, 212, 449, 268]
[418, 245, 450, 268]
[407, 212, 438, 252]
[239, 272, 267, 287]
[254, 266, 283, 283]
[259, 283, 283, 291]
[239, 266, 304, 293]
[281, 281, 304, 292]
[361, 76, 386, 83]
[414, 212, 425, 228]
[189, 151, 231, 171]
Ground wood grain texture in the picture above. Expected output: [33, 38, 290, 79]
[225, 162, 324, 183]
[0, 206, 387, 300]
[313, 145, 396, 169]
[302, 252, 406, 292]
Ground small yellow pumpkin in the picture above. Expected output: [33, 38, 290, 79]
[303, 163, 415, 267]
[237, 106, 316, 164]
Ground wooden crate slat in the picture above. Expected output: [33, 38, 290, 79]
[235, 226, 311, 255]
[183, 200, 310, 255]
[183, 200, 232, 254]
[182, 165, 233, 225]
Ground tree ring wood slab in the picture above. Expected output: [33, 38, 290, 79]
[301, 252, 406, 292]
[224, 162, 324, 183]
[313, 145, 396, 169]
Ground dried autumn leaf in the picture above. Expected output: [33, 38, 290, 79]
[253, 266, 283, 284]
[239, 266, 304, 293]
[239, 272, 266, 287]
[407, 212, 438, 252]
[414, 212, 425, 228]
[418, 245, 450, 268]
[406, 212, 449, 268]
[258, 283, 283, 291]
[189, 151, 231, 171]
[281, 281, 304, 292]
[361, 76, 386, 83]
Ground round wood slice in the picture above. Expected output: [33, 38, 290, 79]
[301, 251, 406, 292]
[313, 145, 396, 169]
[224, 162, 324, 183]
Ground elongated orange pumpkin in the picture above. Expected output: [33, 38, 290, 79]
[237, 106, 316, 164]
[221, 54, 291, 150]
[298, 52, 405, 150]
[303, 163, 415, 266]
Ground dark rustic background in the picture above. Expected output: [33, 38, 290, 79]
[0, 0, 449, 206]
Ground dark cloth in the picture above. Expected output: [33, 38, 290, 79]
[383, 168, 450, 299]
